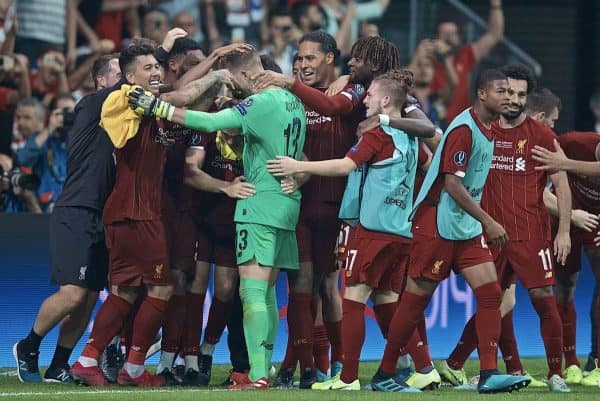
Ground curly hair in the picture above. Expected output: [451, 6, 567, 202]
[501, 63, 537, 94]
[350, 36, 401, 75]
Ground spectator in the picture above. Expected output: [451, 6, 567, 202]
[590, 89, 600, 133]
[94, 0, 143, 50]
[155, 0, 204, 45]
[320, 0, 390, 44]
[0, 53, 31, 113]
[291, 1, 325, 34]
[260, 6, 299, 75]
[0, 0, 17, 54]
[12, 97, 45, 153]
[359, 21, 379, 39]
[430, 0, 504, 124]
[142, 7, 171, 45]
[16, 93, 75, 211]
[409, 39, 457, 129]
[172, 10, 204, 45]
[30, 49, 70, 106]
[14, 0, 76, 69]
[0, 151, 42, 213]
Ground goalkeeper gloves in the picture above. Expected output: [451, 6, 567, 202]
[127, 85, 175, 120]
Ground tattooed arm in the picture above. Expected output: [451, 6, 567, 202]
[161, 70, 238, 110]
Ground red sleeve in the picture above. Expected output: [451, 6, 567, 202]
[290, 80, 363, 116]
[440, 125, 473, 177]
[0, 86, 15, 113]
[460, 44, 477, 73]
[345, 129, 384, 166]
[559, 132, 600, 161]
[418, 142, 431, 167]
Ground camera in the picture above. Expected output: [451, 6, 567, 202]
[57, 107, 76, 137]
[0, 166, 40, 191]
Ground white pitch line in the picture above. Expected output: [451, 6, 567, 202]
[0, 388, 235, 397]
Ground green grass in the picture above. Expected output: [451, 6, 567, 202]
[1, 359, 599, 401]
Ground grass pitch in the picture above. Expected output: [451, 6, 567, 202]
[1, 359, 599, 401]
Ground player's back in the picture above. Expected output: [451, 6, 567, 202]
[483, 116, 555, 240]
[233, 88, 306, 230]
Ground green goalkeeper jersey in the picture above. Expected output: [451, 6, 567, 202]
[231, 88, 306, 231]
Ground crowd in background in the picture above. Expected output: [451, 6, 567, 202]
[0, 0, 599, 214]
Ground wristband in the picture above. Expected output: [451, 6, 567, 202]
[379, 114, 390, 126]
[166, 103, 175, 121]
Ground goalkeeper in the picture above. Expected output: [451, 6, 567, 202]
[128, 48, 307, 391]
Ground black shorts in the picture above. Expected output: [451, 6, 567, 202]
[49, 206, 108, 291]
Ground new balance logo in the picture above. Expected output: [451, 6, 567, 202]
[515, 157, 526, 172]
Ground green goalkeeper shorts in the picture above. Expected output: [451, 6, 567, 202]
[235, 222, 299, 270]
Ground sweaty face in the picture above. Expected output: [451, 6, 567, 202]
[363, 81, 386, 118]
[127, 55, 163, 95]
[297, 41, 331, 87]
[437, 22, 461, 50]
[15, 106, 43, 138]
[348, 56, 374, 86]
[502, 78, 528, 120]
[479, 79, 510, 116]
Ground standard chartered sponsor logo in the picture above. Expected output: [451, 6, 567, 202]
[490, 154, 526, 172]
[515, 157, 526, 171]
[305, 110, 332, 125]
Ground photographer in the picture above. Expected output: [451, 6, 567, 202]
[0, 151, 41, 213]
[0, 53, 31, 154]
[16, 93, 75, 212]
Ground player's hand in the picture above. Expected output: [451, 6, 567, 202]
[356, 114, 380, 137]
[532, 139, 568, 171]
[210, 42, 254, 59]
[251, 70, 295, 91]
[266, 156, 300, 177]
[594, 231, 600, 248]
[222, 176, 256, 199]
[571, 209, 600, 232]
[553, 231, 571, 266]
[127, 85, 174, 119]
[483, 219, 508, 248]
[162, 28, 188, 52]
[280, 175, 298, 194]
[325, 75, 350, 96]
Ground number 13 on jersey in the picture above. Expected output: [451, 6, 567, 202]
[284, 117, 302, 159]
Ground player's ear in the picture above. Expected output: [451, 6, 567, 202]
[325, 51, 334, 65]
[477, 87, 486, 101]
[125, 71, 135, 85]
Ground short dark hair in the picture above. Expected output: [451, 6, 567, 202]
[525, 87, 562, 115]
[92, 53, 119, 89]
[501, 63, 537, 94]
[299, 30, 340, 62]
[350, 36, 401, 75]
[475, 68, 507, 93]
[119, 42, 156, 74]
[373, 69, 412, 108]
[48, 93, 75, 112]
[269, 6, 291, 23]
[290, 1, 314, 27]
[434, 18, 460, 36]
[260, 54, 282, 74]
[166, 38, 202, 65]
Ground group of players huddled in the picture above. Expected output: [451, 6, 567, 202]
[11, 23, 600, 394]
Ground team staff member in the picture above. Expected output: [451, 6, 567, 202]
[13, 54, 122, 384]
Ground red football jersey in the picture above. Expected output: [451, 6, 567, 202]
[293, 82, 365, 203]
[196, 133, 244, 226]
[481, 116, 556, 241]
[558, 132, 600, 213]
[430, 44, 476, 123]
[103, 119, 198, 224]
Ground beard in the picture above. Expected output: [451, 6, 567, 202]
[502, 104, 525, 120]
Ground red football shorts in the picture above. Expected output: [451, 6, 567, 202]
[196, 222, 237, 269]
[409, 233, 493, 282]
[164, 210, 197, 274]
[297, 201, 340, 274]
[552, 218, 598, 276]
[493, 240, 555, 289]
[105, 219, 170, 286]
[343, 234, 410, 293]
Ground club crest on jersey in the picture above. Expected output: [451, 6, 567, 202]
[432, 260, 444, 275]
[453, 151, 467, 166]
[154, 264, 164, 279]
[516, 139, 527, 154]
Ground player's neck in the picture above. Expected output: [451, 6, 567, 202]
[499, 113, 526, 129]
[472, 101, 497, 129]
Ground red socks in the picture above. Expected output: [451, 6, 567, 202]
[287, 292, 314, 371]
[82, 294, 132, 360]
[380, 292, 430, 375]
[182, 292, 206, 355]
[161, 294, 186, 353]
[532, 296, 563, 378]
[406, 325, 433, 371]
[312, 324, 330, 373]
[204, 297, 234, 345]
[373, 302, 397, 338]
[557, 299, 579, 367]
[499, 311, 523, 374]
[447, 316, 477, 370]
[473, 282, 501, 371]
[340, 299, 365, 383]
[325, 320, 343, 364]
[128, 296, 168, 365]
